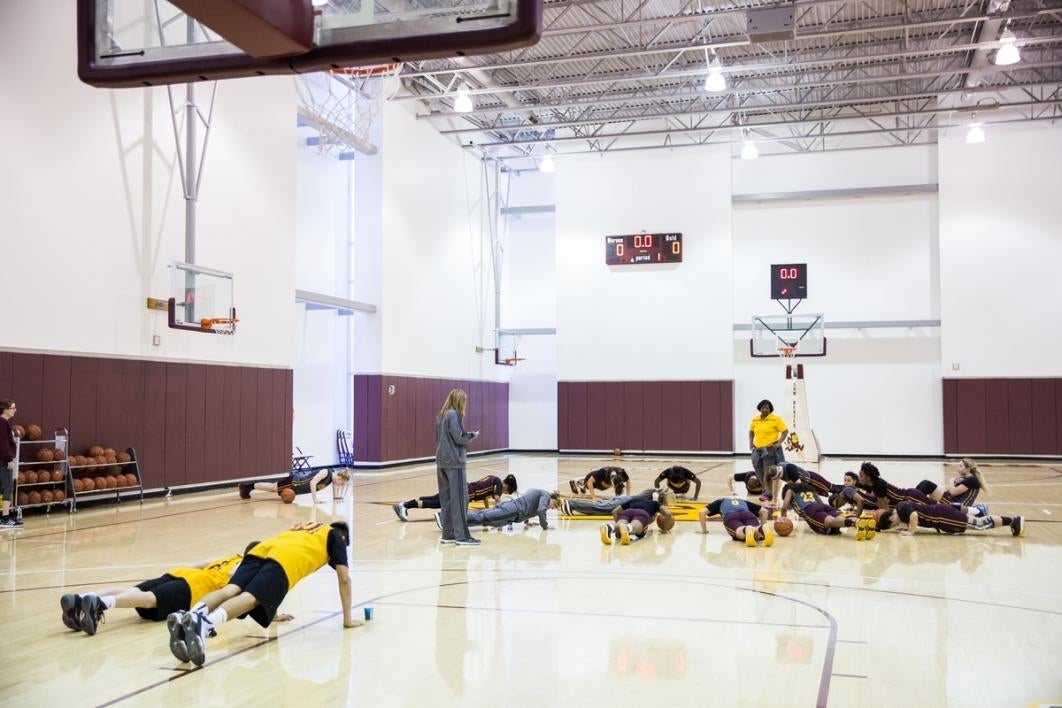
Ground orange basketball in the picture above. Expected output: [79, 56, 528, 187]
[36, 449, 54, 462]
[774, 517, 794, 536]
[81, 478, 94, 492]
[125, 473, 138, 487]
[655, 512, 675, 532]
[114, 475, 126, 488]
[26, 424, 42, 440]
[105, 454, 117, 464]
[52, 448, 65, 461]
[51, 469, 63, 482]
[280, 488, 296, 504]
[24, 471, 37, 485]
[41, 490, 54, 503]
[17, 492, 29, 506]
[117, 451, 131, 464]
[94, 476, 107, 490]
[88, 446, 104, 458]
[73, 478, 85, 492]
[12, 424, 25, 438]
[105, 476, 117, 489]
[28, 491, 42, 505]
[95, 456, 108, 465]
[17, 471, 26, 485]
[103, 448, 116, 458]
[53, 490, 65, 503]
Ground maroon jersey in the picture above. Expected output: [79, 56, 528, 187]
[883, 483, 932, 506]
[584, 467, 622, 490]
[468, 475, 503, 503]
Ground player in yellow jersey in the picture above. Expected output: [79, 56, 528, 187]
[59, 543, 258, 636]
[167, 520, 359, 666]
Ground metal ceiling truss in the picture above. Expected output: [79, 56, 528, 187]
[395, 0, 1062, 163]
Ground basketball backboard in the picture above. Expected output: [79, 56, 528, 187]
[78, 0, 543, 88]
[168, 262, 236, 334]
[750, 313, 826, 358]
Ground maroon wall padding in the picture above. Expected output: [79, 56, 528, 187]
[559, 380, 734, 452]
[353, 374, 509, 465]
[943, 378, 1062, 455]
[0, 351, 292, 488]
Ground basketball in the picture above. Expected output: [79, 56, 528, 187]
[81, 478, 94, 492]
[105, 476, 117, 489]
[655, 512, 675, 532]
[613, 447, 622, 457]
[36, 449, 54, 462]
[95, 456, 108, 465]
[280, 488, 296, 504]
[51, 469, 63, 482]
[17, 492, 29, 506]
[52, 448, 65, 460]
[24, 471, 38, 485]
[117, 451, 131, 463]
[125, 473, 138, 486]
[17, 471, 26, 485]
[41, 490, 54, 503]
[103, 448, 116, 458]
[26, 424, 42, 440]
[53, 490, 65, 503]
[774, 517, 794, 536]
[28, 491, 42, 505]
[12, 424, 25, 438]
[94, 476, 107, 490]
[115, 475, 126, 488]
[105, 454, 117, 464]
[87, 445, 104, 457]
[73, 478, 84, 492]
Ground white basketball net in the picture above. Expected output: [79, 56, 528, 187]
[295, 64, 402, 157]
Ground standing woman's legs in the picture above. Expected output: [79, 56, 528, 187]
[751, 447, 766, 491]
[443, 466, 472, 541]
[437, 467, 455, 541]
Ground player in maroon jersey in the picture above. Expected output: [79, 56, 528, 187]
[727, 467, 782, 498]
[568, 467, 629, 500]
[773, 462, 838, 501]
[877, 501, 1024, 537]
[393, 474, 517, 521]
[653, 465, 702, 500]
[696, 497, 774, 547]
[781, 482, 873, 539]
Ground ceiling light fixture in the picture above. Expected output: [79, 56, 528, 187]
[704, 50, 727, 92]
[741, 139, 759, 160]
[540, 152, 556, 173]
[453, 84, 474, 113]
[994, 27, 1021, 66]
[965, 115, 986, 144]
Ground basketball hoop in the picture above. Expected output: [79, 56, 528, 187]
[778, 345, 797, 360]
[200, 317, 238, 335]
[501, 357, 526, 366]
[296, 63, 403, 157]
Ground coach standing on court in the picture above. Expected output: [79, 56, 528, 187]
[436, 389, 480, 546]
[749, 399, 788, 501]
[0, 400, 21, 529]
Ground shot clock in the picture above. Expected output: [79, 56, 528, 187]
[605, 233, 682, 265]
[771, 263, 807, 299]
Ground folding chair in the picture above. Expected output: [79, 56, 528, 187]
[337, 430, 354, 466]
[291, 446, 313, 471]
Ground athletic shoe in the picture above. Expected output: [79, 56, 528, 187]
[618, 524, 631, 546]
[759, 493, 773, 502]
[1011, 516, 1025, 537]
[973, 503, 989, 518]
[440, 538, 456, 545]
[577, 481, 587, 494]
[568, 480, 579, 494]
[455, 538, 481, 546]
[181, 611, 214, 667]
[392, 503, 408, 522]
[599, 523, 614, 546]
[434, 511, 443, 531]
[745, 529, 757, 547]
[60, 594, 82, 631]
[855, 517, 867, 541]
[763, 526, 774, 547]
[864, 516, 877, 540]
[238, 483, 253, 499]
[167, 612, 189, 663]
[0, 517, 22, 529]
[80, 594, 106, 635]
[560, 499, 572, 516]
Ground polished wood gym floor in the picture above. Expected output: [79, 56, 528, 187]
[2, 455, 1060, 707]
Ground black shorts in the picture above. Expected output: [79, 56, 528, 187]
[229, 555, 290, 627]
[135, 574, 192, 621]
[280, 469, 333, 496]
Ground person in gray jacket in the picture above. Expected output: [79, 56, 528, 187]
[435, 389, 480, 546]
[560, 488, 676, 516]
[450, 489, 561, 530]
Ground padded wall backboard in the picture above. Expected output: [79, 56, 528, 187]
[78, 0, 543, 87]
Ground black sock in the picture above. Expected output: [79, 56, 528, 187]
[403, 500, 417, 509]
[1000, 516, 1013, 526]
